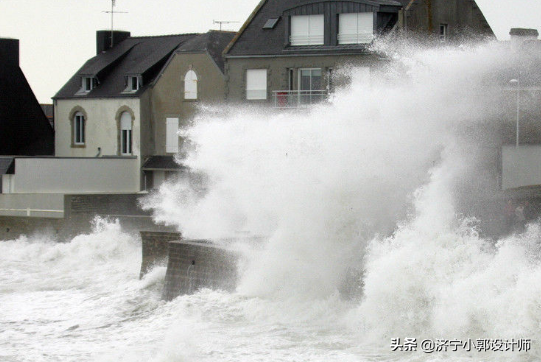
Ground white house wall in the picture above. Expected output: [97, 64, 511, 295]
[7, 157, 140, 193]
[55, 98, 141, 158]
[0, 193, 64, 218]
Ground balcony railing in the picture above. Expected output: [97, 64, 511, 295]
[272, 90, 328, 109]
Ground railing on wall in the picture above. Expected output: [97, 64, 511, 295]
[272, 90, 328, 109]
[0, 208, 63, 217]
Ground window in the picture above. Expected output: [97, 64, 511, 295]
[439, 24, 448, 42]
[263, 18, 280, 29]
[290, 15, 324, 46]
[120, 112, 132, 155]
[299, 68, 323, 91]
[130, 76, 140, 91]
[74, 112, 85, 145]
[299, 68, 323, 105]
[246, 69, 267, 100]
[82, 77, 97, 92]
[288, 68, 294, 91]
[128, 76, 140, 92]
[166, 117, 179, 153]
[123, 76, 140, 93]
[184, 70, 198, 100]
[338, 13, 374, 44]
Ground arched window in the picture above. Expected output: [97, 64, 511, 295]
[74, 112, 85, 145]
[184, 70, 198, 100]
[120, 112, 132, 155]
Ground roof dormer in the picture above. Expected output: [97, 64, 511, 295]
[75, 76, 98, 96]
[122, 75, 142, 94]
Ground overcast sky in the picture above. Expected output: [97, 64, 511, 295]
[1, 0, 540, 103]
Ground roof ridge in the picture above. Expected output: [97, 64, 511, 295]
[128, 33, 201, 39]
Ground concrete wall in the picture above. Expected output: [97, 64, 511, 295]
[502, 145, 541, 190]
[0, 193, 175, 240]
[4, 157, 140, 193]
[140, 231, 182, 278]
[66, 193, 150, 217]
[150, 52, 227, 156]
[163, 240, 238, 300]
[225, 54, 379, 103]
[55, 98, 141, 158]
[0, 193, 64, 218]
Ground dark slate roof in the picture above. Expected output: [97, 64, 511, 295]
[142, 156, 188, 171]
[78, 40, 137, 78]
[176, 31, 236, 72]
[54, 34, 199, 99]
[0, 157, 14, 174]
[0, 41, 54, 156]
[40, 104, 54, 119]
[225, 0, 402, 57]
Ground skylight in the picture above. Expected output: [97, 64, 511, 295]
[263, 18, 280, 29]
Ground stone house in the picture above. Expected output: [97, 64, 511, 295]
[52, 30, 234, 191]
[0, 30, 233, 225]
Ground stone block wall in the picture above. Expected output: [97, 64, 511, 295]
[140, 231, 181, 278]
[65, 194, 151, 217]
[163, 240, 238, 301]
[0, 193, 175, 241]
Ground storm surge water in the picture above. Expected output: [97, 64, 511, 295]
[3, 40, 541, 361]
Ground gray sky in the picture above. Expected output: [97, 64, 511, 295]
[1, 0, 540, 104]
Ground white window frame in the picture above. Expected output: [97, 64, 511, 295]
[439, 24, 448, 42]
[74, 112, 85, 145]
[120, 112, 133, 155]
[290, 14, 324, 46]
[184, 70, 198, 100]
[246, 69, 268, 100]
[166, 117, 179, 153]
[298, 68, 323, 91]
[81, 77, 97, 93]
[122, 76, 141, 94]
[130, 76, 140, 91]
[338, 12, 374, 44]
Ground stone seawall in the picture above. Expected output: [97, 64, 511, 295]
[163, 240, 238, 301]
[140, 231, 181, 278]
[0, 193, 175, 241]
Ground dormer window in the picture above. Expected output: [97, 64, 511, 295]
[123, 76, 141, 93]
[82, 77, 97, 93]
[338, 13, 374, 44]
[290, 15, 324, 46]
[129, 76, 140, 91]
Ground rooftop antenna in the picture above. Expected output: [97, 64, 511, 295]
[103, 0, 128, 47]
[213, 20, 240, 31]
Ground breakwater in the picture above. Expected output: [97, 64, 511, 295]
[140, 231, 238, 300]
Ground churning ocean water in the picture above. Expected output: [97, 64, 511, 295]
[2, 40, 541, 361]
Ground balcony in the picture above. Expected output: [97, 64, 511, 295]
[272, 90, 328, 109]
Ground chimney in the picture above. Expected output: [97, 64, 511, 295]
[510, 28, 539, 50]
[96, 30, 131, 54]
[0, 38, 19, 68]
